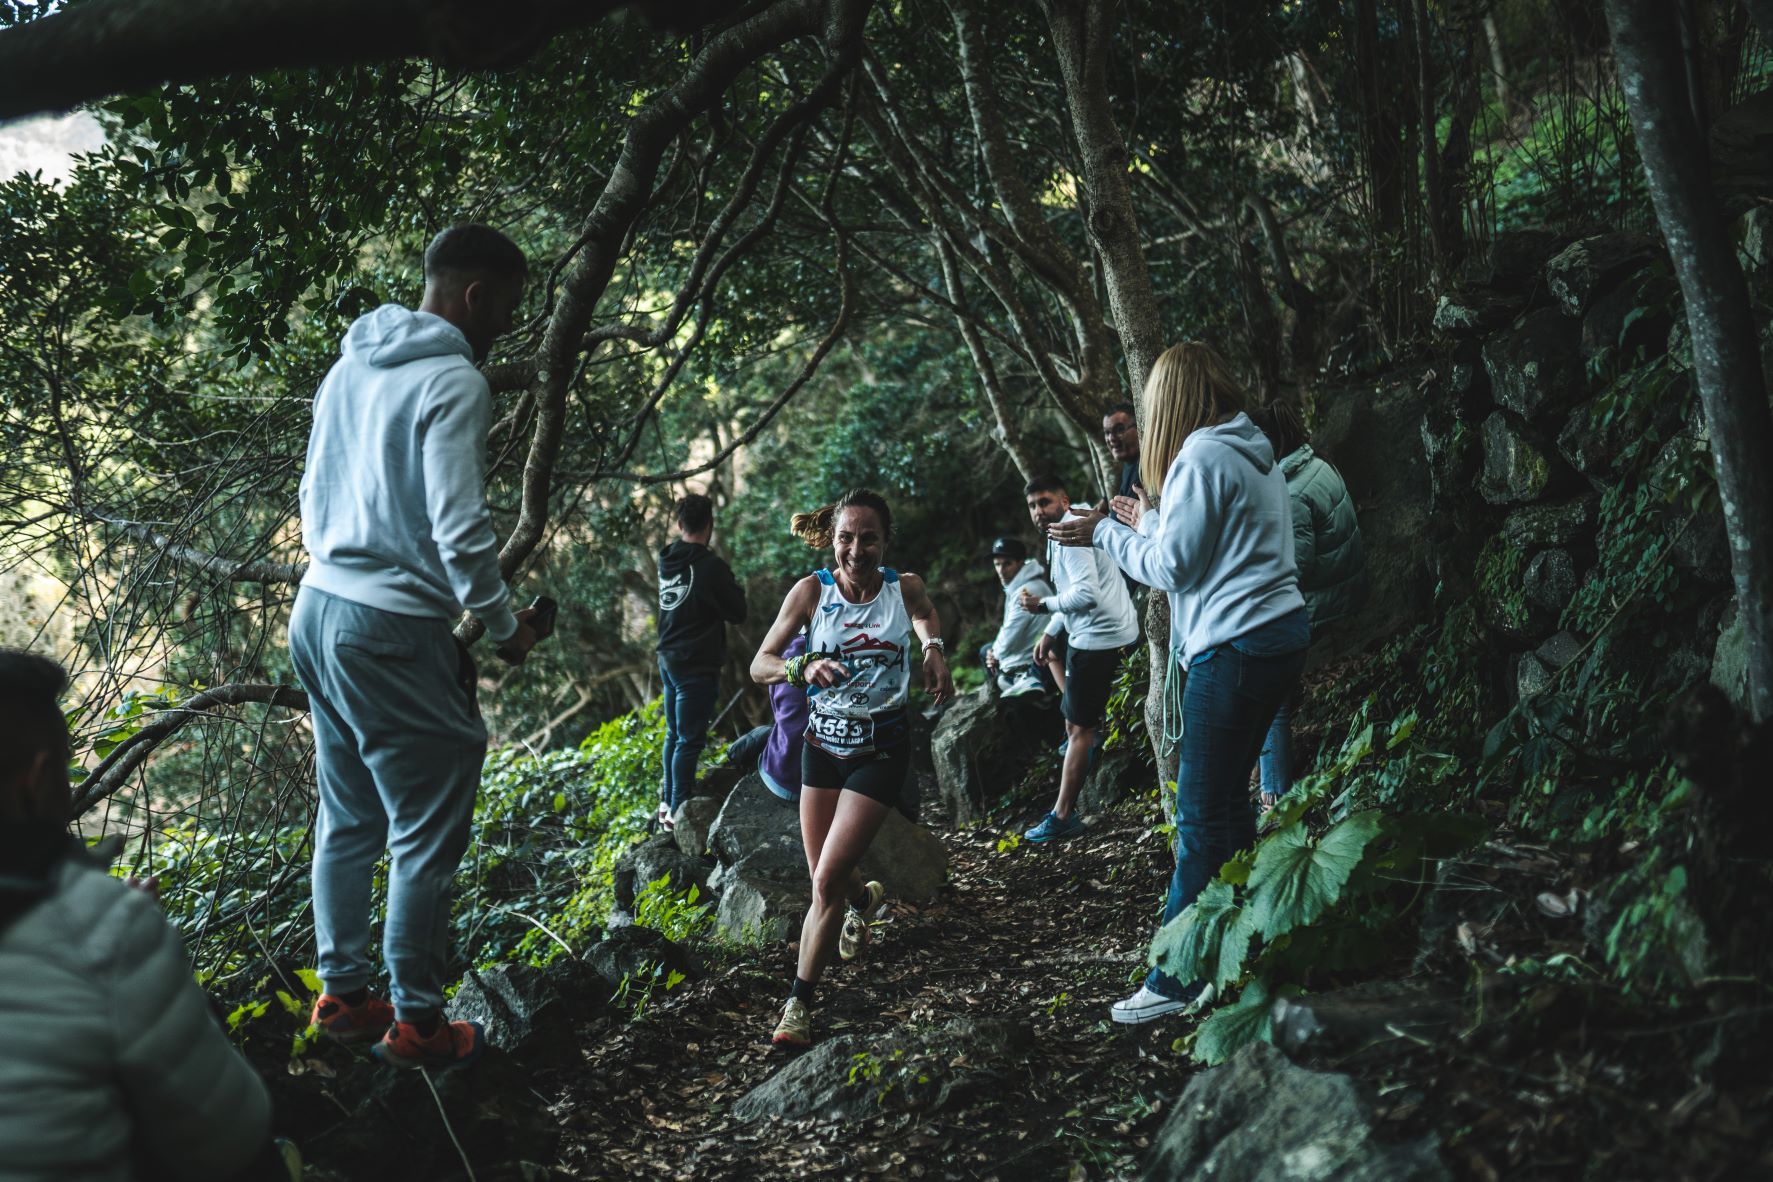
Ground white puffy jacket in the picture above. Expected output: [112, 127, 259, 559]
[0, 845, 272, 1182]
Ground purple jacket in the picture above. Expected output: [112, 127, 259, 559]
[760, 634, 809, 799]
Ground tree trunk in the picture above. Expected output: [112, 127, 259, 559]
[1483, 13, 1511, 117]
[1041, 0, 1166, 394]
[1605, 0, 1773, 723]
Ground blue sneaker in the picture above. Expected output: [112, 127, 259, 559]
[1023, 812, 1085, 843]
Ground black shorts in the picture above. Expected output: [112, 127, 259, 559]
[802, 737, 911, 807]
[1062, 643, 1131, 729]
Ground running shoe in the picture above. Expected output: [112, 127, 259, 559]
[839, 880, 886, 961]
[309, 992, 394, 1043]
[772, 998, 813, 1048]
[371, 1019, 486, 1070]
[1109, 982, 1215, 1025]
[999, 668, 1045, 698]
[656, 801, 675, 832]
[1023, 811, 1085, 843]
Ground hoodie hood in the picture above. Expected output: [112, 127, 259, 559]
[1186, 412, 1276, 474]
[341, 304, 474, 369]
[659, 539, 707, 577]
[1004, 559, 1047, 596]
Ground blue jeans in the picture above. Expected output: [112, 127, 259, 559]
[1258, 692, 1299, 798]
[289, 588, 486, 1022]
[1147, 609, 1308, 998]
[659, 660, 720, 812]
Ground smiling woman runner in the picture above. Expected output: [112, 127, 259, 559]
[749, 488, 955, 1048]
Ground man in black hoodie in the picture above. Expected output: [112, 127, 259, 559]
[656, 493, 747, 828]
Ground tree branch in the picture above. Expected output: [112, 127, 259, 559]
[95, 513, 307, 586]
[70, 683, 310, 816]
[0, 0, 722, 123]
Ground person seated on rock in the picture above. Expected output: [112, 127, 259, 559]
[978, 537, 1056, 699]
[723, 633, 810, 804]
[750, 489, 955, 1048]
[1048, 342, 1308, 1025]
[1249, 400, 1369, 809]
[1018, 474, 1141, 845]
[0, 649, 300, 1182]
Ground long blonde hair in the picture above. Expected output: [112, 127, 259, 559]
[1139, 342, 1247, 495]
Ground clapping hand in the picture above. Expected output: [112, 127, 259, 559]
[1045, 508, 1106, 547]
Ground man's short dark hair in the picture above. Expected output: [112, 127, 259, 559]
[1105, 403, 1136, 420]
[1023, 474, 1067, 498]
[676, 493, 714, 535]
[0, 650, 70, 779]
[423, 224, 528, 283]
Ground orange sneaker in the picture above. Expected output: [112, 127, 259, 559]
[310, 992, 395, 1043]
[372, 1019, 485, 1070]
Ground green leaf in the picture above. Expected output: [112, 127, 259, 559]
[1149, 880, 1258, 989]
[1247, 810, 1385, 939]
[552, 791, 568, 813]
[1386, 709, 1419, 750]
[294, 968, 323, 994]
[1192, 979, 1274, 1066]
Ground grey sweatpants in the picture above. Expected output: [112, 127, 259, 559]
[288, 587, 486, 1021]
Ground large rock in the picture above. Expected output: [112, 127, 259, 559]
[1461, 226, 1571, 292]
[1431, 289, 1521, 338]
[584, 924, 698, 997]
[1710, 598, 1751, 715]
[1544, 232, 1657, 317]
[1142, 1042, 1448, 1182]
[706, 774, 948, 942]
[715, 849, 810, 942]
[1077, 742, 1155, 816]
[929, 690, 1055, 824]
[1312, 376, 1435, 655]
[1481, 307, 1584, 422]
[613, 834, 710, 912]
[446, 960, 601, 1063]
[673, 794, 723, 857]
[1478, 412, 1554, 505]
[1579, 267, 1676, 371]
[1522, 548, 1577, 616]
[733, 1018, 1032, 1123]
[1502, 496, 1597, 550]
[708, 771, 801, 865]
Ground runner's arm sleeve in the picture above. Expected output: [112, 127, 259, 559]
[420, 370, 517, 642]
[112, 891, 273, 1181]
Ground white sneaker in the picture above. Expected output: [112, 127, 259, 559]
[998, 668, 1045, 698]
[656, 802, 675, 832]
[1109, 983, 1215, 1025]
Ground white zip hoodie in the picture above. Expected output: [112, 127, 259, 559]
[298, 305, 518, 642]
[1092, 413, 1303, 661]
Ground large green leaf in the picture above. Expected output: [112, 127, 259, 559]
[1247, 810, 1385, 940]
[1149, 879, 1259, 989]
[1191, 979, 1275, 1066]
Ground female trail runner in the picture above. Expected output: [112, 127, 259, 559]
[749, 488, 954, 1047]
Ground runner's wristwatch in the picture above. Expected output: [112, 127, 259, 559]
[921, 638, 946, 654]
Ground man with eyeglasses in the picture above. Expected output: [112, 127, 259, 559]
[1102, 403, 1149, 594]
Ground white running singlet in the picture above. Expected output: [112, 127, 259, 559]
[804, 567, 912, 756]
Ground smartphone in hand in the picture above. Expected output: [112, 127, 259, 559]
[526, 595, 559, 641]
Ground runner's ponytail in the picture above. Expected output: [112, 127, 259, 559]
[791, 505, 837, 549]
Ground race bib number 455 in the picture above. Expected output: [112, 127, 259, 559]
[807, 711, 874, 756]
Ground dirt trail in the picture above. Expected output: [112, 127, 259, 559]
[550, 804, 1193, 1181]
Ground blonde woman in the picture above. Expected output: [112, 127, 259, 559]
[1048, 343, 1308, 1024]
[750, 488, 954, 1047]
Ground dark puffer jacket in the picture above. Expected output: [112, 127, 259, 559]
[1281, 445, 1370, 630]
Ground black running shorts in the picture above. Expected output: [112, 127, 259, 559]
[1062, 643, 1131, 729]
[801, 732, 911, 807]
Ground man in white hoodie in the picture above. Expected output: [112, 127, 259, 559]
[289, 224, 538, 1071]
[980, 536, 1055, 697]
[1017, 474, 1140, 843]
